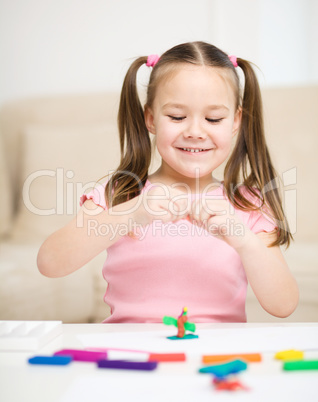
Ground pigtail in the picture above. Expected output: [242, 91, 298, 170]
[105, 57, 151, 207]
[224, 58, 291, 247]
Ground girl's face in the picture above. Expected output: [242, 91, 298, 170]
[145, 65, 241, 186]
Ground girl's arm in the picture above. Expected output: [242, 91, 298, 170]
[235, 230, 299, 318]
[190, 198, 299, 318]
[37, 200, 131, 278]
[37, 185, 189, 278]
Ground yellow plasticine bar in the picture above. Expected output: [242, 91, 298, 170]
[274, 349, 304, 361]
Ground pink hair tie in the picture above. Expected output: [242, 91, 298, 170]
[146, 54, 160, 67]
[228, 55, 238, 67]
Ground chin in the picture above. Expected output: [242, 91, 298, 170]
[179, 171, 213, 181]
[184, 167, 214, 177]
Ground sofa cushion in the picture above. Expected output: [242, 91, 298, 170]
[246, 241, 318, 322]
[10, 124, 119, 242]
[0, 241, 99, 322]
[262, 86, 318, 242]
[0, 93, 119, 210]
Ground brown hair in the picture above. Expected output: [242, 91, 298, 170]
[106, 41, 292, 247]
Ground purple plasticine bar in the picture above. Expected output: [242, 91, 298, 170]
[54, 349, 107, 362]
[97, 359, 158, 371]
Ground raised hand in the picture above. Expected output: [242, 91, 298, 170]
[110, 183, 191, 228]
[189, 196, 252, 250]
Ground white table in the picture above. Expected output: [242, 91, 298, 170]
[1, 322, 318, 402]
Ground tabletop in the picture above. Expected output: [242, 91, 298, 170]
[1, 322, 318, 402]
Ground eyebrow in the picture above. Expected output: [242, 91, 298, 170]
[206, 105, 229, 111]
[162, 103, 185, 110]
[162, 103, 229, 111]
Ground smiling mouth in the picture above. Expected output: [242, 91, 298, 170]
[178, 147, 212, 153]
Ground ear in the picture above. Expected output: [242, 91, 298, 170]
[232, 107, 242, 138]
[144, 107, 156, 135]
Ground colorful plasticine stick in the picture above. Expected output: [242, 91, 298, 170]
[148, 353, 186, 362]
[199, 359, 248, 377]
[97, 360, 158, 371]
[283, 360, 318, 371]
[54, 349, 107, 362]
[274, 349, 304, 361]
[28, 356, 72, 365]
[85, 348, 186, 362]
[202, 353, 262, 364]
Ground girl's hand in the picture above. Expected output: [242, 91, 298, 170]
[189, 197, 253, 249]
[110, 184, 190, 228]
[190, 197, 299, 319]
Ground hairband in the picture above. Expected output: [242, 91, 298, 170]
[228, 55, 238, 68]
[146, 54, 160, 67]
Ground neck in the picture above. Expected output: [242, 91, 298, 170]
[148, 167, 221, 194]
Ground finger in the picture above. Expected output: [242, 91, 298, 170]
[168, 189, 191, 217]
[167, 199, 182, 222]
[170, 197, 190, 220]
[201, 198, 228, 216]
[199, 205, 214, 228]
[207, 215, 229, 237]
[207, 216, 220, 236]
[161, 198, 188, 223]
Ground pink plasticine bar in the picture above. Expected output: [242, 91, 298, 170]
[54, 349, 107, 362]
[87, 347, 151, 353]
[86, 347, 150, 361]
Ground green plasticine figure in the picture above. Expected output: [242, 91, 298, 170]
[163, 307, 198, 340]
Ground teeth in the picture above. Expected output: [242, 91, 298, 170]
[182, 148, 205, 153]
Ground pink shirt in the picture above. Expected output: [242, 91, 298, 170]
[80, 181, 276, 323]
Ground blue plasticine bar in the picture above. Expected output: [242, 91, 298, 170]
[28, 355, 72, 365]
[97, 359, 158, 371]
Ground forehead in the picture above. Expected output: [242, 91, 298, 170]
[153, 64, 237, 109]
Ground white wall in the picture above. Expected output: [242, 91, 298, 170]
[0, 0, 317, 106]
[210, 0, 318, 87]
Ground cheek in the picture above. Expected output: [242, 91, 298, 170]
[212, 127, 233, 149]
[219, 134, 233, 148]
[156, 122, 179, 146]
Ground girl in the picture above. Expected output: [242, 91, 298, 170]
[37, 41, 298, 323]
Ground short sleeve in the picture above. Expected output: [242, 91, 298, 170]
[247, 209, 278, 234]
[236, 186, 278, 234]
[79, 183, 107, 210]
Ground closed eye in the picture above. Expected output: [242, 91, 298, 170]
[168, 115, 185, 121]
[206, 118, 223, 123]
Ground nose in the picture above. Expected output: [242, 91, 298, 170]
[184, 119, 206, 140]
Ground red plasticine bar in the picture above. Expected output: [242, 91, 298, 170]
[149, 353, 186, 362]
[54, 349, 107, 362]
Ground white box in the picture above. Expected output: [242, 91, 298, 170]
[0, 321, 62, 351]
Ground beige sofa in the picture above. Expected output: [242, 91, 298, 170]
[0, 87, 317, 323]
